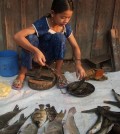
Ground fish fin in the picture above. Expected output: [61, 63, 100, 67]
[19, 113, 25, 122]
[46, 104, 50, 108]
[55, 110, 66, 121]
[13, 105, 19, 111]
[39, 104, 44, 109]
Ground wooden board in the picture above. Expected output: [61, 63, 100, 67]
[110, 29, 120, 71]
[75, 0, 97, 59]
[91, 0, 115, 58]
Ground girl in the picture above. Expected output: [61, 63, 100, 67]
[12, 0, 86, 90]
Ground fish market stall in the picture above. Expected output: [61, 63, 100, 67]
[0, 71, 120, 134]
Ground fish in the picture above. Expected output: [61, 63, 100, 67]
[87, 113, 103, 134]
[63, 107, 80, 134]
[46, 104, 57, 121]
[104, 101, 120, 108]
[97, 106, 120, 124]
[82, 106, 110, 134]
[95, 124, 113, 134]
[0, 113, 29, 134]
[32, 104, 47, 127]
[18, 123, 38, 134]
[81, 106, 110, 113]
[112, 89, 120, 102]
[44, 110, 66, 134]
[0, 105, 26, 129]
[108, 124, 120, 134]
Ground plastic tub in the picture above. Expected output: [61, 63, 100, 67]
[0, 50, 19, 77]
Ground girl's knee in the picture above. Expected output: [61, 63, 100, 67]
[26, 34, 39, 47]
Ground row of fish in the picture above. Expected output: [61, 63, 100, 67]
[30, 104, 80, 134]
[81, 89, 120, 134]
[0, 104, 80, 134]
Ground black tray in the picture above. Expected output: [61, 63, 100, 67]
[67, 81, 95, 97]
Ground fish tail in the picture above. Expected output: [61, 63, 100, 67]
[69, 107, 76, 114]
[13, 105, 19, 111]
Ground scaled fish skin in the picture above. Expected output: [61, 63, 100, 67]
[0, 105, 26, 129]
[44, 110, 66, 134]
[0, 113, 29, 134]
[18, 123, 38, 134]
[63, 107, 80, 134]
[32, 104, 47, 128]
[87, 113, 103, 134]
[46, 104, 57, 121]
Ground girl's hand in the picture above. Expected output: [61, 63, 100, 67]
[75, 61, 86, 79]
[33, 49, 46, 66]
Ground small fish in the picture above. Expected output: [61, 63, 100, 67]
[18, 123, 38, 134]
[46, 104, 57, 121]
[44, 110, 66, 134]
[0, 113, 29, 134]
[63, 107, 80, 134]
[0, 105, 26, 129]
[112, 89, 120, 102]
[32, 104, 47, 127]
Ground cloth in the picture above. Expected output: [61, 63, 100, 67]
[0, 71, 120, 134]
[21, 16, 72, 69]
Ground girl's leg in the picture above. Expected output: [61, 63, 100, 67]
[55, 60, 68, 89]
[12, 34, 39, 90]
[55, 60, 63, 77]
[12, 66, 27, 89]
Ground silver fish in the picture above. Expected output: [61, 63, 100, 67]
[87, 114, 103, 134]
[18, 123, 38, 134]
[63, 107, 80, 134]
[32, 104, 47, 127]
[0, 105, 26, 129]
[0, 113, 29, 134]
[44, 110, 66, 134]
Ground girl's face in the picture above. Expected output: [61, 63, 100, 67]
[52, 10, 73, 26]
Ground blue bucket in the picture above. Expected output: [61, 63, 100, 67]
[0, 50, 19, 77]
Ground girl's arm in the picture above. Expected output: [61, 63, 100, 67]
[13, 26, 46, 66]
[67, 33, 86, 78]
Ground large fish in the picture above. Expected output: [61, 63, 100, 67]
[18, 123, 38, 134]
[63, 107, 80, 134]
[97, 106, 120, 124]
[0, 113, 29, 134]
[81, 106, 110, 134]
[0, 105, 26, 129]
[32, 104, 47, 127]
[44, 110, 66, 134]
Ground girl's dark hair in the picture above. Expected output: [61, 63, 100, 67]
[51, 0, 74, 13]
